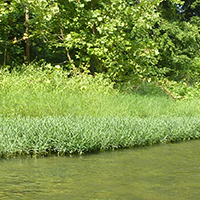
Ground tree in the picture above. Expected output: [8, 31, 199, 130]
[0, 0, 25, 66]
[178, 0, 200, 21]
[157, 0, 200, 82]
[25, 5, 30, 64]
[0, 0, 59, 66]
[0, 0, 199, 85]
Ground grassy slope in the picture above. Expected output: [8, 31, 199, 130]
[0, 69, 200, 118]
[0, 67, 200, 157]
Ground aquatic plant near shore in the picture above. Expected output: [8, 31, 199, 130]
[0, 115, 200, 158]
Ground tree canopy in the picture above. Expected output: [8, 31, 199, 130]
[0, 0, 200, 85]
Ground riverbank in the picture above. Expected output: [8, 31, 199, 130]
[1, 68, 200, 158]
[1, 115, 200, 158]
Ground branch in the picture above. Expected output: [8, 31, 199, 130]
[56, 13, 73, 64]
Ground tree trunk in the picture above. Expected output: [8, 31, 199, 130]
[3, 43, 7, 66]
[56, 13, 73, 64]
[25, 6, 30, 64]
[91, 0, 96, 34]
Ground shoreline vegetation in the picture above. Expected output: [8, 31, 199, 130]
[1, 0, 200, 159]
[1, 115, 200, 158]
[1, 66, 200, 158]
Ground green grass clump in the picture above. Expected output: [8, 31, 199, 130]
[0, 115, 200, 158]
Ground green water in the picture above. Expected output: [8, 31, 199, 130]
[0, 140, 200, 200]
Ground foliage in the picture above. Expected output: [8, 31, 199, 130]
[0, 0, 25, 65]
[0, 0, 199, 86]
[1, 115, 200, 157]
[178, 0, 200, 21]
[0, 65, 200, 158]
[1, 65, 200, 118]
[1, 0, 200, 159]
[157, 78, 200, 100]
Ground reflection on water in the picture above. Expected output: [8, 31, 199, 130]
[0, 140, 200, 200]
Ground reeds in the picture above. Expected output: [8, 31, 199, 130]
[0, 115, 200, 157]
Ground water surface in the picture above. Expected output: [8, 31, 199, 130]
[0, 140, 200, 200]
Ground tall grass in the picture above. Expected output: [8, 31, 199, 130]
[1, 115, 200, 157]
[0, 65, 200, 118]
[1, 65, 200, 157]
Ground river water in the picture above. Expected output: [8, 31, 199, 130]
[0, 140, 200, 200]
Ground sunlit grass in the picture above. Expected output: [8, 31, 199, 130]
[0, 66, 200, 157]
[0, 115, 200, 158]
[0, 67, 200, 118]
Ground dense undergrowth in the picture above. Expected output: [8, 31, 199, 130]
[0, 65, 200, 118]
[0, 66, 200, 158]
